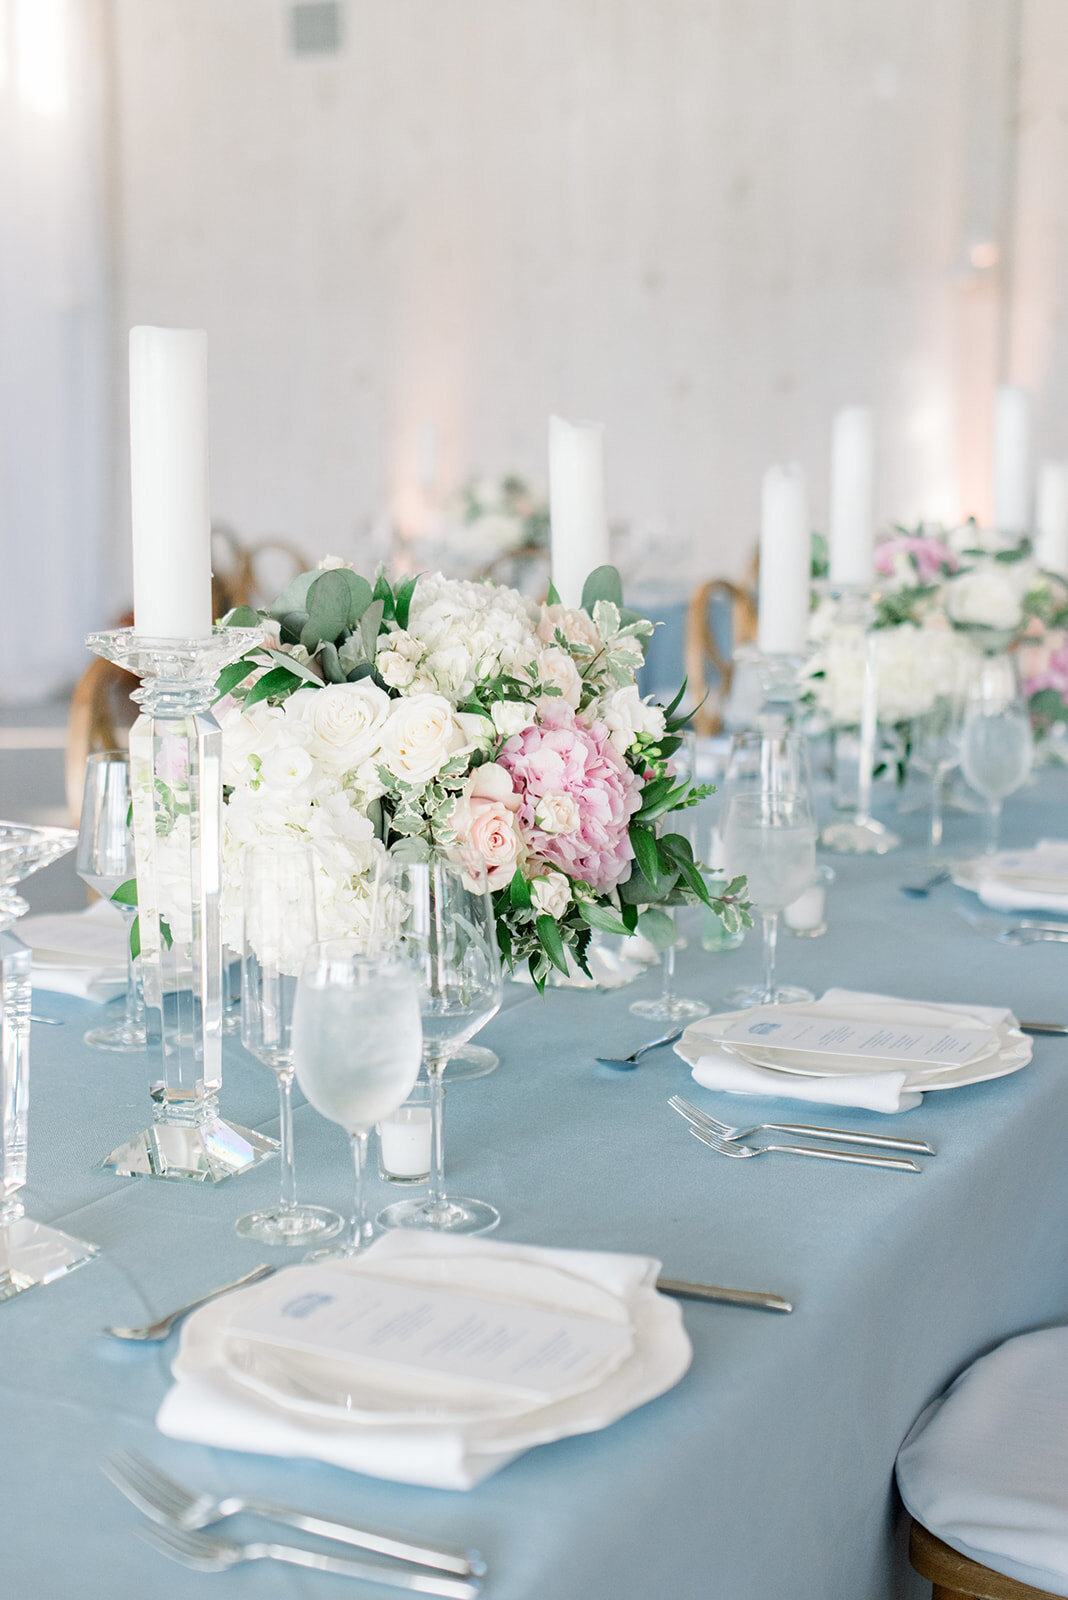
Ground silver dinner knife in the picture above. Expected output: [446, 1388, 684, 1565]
[1020, 1021, 1068, 1035]
[656, 1278, 793, 1314]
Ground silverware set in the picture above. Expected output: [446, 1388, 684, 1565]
[102, 1263, 277, 1341]
[103, 1451, 485, 1595]
[596, 1027, 684, 1069]
[669, 1095, 932, 1173]
[957, 909, 1068, 946]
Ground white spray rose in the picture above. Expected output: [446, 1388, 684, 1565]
[945, 566, 1025, 632]
[491, 700, 533, 740]
[538, 647, 583, 710]
[531, 871, 570, 919]
[591, 685, 667, 753]
[534, 791, 581, 835]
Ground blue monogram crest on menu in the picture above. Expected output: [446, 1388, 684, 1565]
[746, 1022, 782, 1036]
[281, 1292, 335, 1319]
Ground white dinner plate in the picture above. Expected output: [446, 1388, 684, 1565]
[218, 1252, 634, 1427]
[173, 1251, 692, 1459]
[678, 1002, 1032, 1093]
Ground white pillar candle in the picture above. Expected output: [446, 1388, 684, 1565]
[377, 1104, 432, 1180]
[828, 406, 875, 588]
[992, 384, 1032, 537]
[1036, 461, 1068, 577]
[549, 414, 610, 609]
[758, 464, 810, 655]
[129, 326, 214, 639]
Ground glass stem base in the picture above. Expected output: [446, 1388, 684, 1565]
[377, 1195, 500, 1236]
[0, 1215, 98, 1302]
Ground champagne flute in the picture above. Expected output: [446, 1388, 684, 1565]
[960, 653, 1034, 855]
[378, 852, 503, 1236]
[293, 941, 422, 1256]
[722, 791, 817, 1006]
[237, 842, 342, 1245]
[75, 751, 145, 1052]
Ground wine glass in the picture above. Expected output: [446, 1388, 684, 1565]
[722, 790, 817, 1007]
[293, 940, 422, 1256]
[910, 650, 971, 854]
[237, 842, 342, 1246]
[75, 751, 146, 1052]
[960, 653, 1035, 855]
[378, 852, 503, 1236]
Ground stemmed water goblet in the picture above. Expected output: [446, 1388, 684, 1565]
[378, 852, 503, 1236]
[75, 751, 146, 1052]
[722, 787, 818, 1008]
[293, 940, 423, 1256]
[960, 653, 1035, 855]
[236, 843, 342, 1246]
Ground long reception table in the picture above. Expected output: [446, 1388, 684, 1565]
[4, 777, 1068, 1600]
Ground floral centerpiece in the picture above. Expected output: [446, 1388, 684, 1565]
[803, 523, 1066, 765]
[213, 562, 748, 986]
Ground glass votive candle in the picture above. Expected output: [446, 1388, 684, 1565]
[784, 863, 835, 938]
[377, 1081, 433, 1184]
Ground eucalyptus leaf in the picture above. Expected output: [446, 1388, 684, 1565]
[301, 569, 352, 651]
[320, 641, 345, 682]
[268, 570, 319, 621]
[636, 907, 676, 950]
[280, 610, 309, 645]
[581, 564, 624, 611]
[339, 570, 373, 626]
[359, 598, 385, 664]
[222, 604, 261, 629]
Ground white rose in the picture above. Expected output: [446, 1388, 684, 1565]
[218, 700, 286, 786]
[318, 554, 352, 570]
[379, 693, 471, 786]
[491, 700, 532, 740]
[538, 647, 582, 709]
[288, 681, 391, 771]
[593, 685, 667, 753]
[531, 871, 570, 919]
[426, 643, 473, 696]
[534, 791, 581, 835]
[945, 567, 1025, 631]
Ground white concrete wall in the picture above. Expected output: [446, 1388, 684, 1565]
[108, 0, 1068, 589]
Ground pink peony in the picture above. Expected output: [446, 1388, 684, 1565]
[499, 704, 642, 893]
[448, 762, 524, 890]
[875, 534, 956, 586]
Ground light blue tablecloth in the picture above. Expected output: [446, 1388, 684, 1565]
[5, 773, 1068, 1600]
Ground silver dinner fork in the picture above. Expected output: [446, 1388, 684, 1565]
[688, 1124, 922, 1172]
[140, 1524, 482, 1598]
[668, 1095, 934, 1154]
[103, 1451, 482, 1578]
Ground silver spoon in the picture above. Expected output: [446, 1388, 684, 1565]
[102, 1263, 276, 1341]
[596, 1027, 684, 1070]
[900, 867, 950, 898]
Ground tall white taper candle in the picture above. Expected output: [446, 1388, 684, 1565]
[828, 406, 875, 588]
[129, 326, 214, 639]
[1036, 461, 1068, 577]
[992, 384, 1031, 536]
[758, 464, 810, 656]
[549, 414, 610, 609]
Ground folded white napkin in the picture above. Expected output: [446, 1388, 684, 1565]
[19, 901, 127, 1002]
[975, 840, 1068, 915]
[157, 1232, 666, 1491]
[682, 988, 1016, 1115]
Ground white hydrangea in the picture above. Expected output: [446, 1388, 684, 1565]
[806, 622, 973, 726]
[382, 574, 544, 704]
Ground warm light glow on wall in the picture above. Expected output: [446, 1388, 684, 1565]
[14, 0, 67, 116]
[0, 1, 9, 93]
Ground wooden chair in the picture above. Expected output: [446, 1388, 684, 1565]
[909, 1521, 1059, 1600]
[684, 578, 758, 735]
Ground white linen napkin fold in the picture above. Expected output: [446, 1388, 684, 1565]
[19, 901, 127, 1002]
[975, 840, 1068, 914]
[682, 988, 1017, 1115]
[157, 1232, 665, 1491]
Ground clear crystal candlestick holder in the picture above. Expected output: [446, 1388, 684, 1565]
[0, 823, 99, 1300]
[85, 626, 278, 1182]
[819, 586, 901, 856]
[753, 651, 807, 732]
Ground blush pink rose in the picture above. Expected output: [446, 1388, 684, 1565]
[448, 762, 524, 890]
[499, 704, 641, 893]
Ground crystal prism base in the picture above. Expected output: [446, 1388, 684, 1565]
[100, 1116, 278, 1183]
[0, 1216, 99, 1302]
[821, 817, 901, 855]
